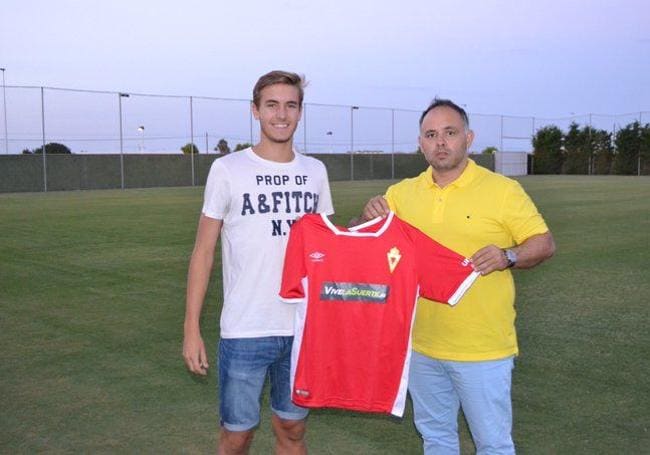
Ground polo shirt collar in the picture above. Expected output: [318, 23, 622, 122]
[420, 158, 478, 189]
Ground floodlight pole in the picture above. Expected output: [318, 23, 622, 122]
[1, 68, 8, 154]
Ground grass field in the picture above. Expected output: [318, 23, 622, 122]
[1, 176, 649, 454]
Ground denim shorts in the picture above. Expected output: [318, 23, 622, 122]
[218, 336, 309, 432]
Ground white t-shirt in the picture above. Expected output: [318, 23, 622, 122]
[202, 148, 334, 338]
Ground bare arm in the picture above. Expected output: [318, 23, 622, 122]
[471, 232, 556, 276]
[182, 215, 222, 376]
[348, 195, 391, 227]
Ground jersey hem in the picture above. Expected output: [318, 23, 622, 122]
[293, 398, 402, 417]
[279, 297, 304, 304]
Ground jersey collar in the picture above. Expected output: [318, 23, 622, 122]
[321, 211, 394, 237]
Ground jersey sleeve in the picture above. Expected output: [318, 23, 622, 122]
[202, 159, 230, 220]
[501, 181, 549, 245]
[405, 221, 480, 306]
[279, 217, 307, 303]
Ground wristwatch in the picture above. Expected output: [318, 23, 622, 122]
[503, 249, 517, 268]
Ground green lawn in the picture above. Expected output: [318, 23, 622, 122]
[1, 176, 649, 453]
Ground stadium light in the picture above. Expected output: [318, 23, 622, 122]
[326, 130, 333, 153]
[138, 125, 145, 151]
[1, 68, 8, 154]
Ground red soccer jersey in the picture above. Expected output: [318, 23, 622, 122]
[279, 212, 479, 416]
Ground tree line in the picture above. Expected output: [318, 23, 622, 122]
[533, 121, 650, 175]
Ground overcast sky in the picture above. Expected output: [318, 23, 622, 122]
[1, 0, 649, 153]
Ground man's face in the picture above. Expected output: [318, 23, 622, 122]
[252, 83, 302, 144]
[418, 106, 474, 172]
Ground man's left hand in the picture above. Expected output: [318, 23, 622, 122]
[471, 245, 508, 276]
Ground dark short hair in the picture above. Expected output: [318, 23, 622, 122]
[253, 70, 306, 108]
[419, 98, 470, 129]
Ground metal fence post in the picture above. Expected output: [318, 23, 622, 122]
[500, 115, 504, 151]
[118, 93, 129, 189]
[531, 116, 536, 175]
[190, 96, 195, 186]
[1, 68, 8, 154]
[40, 87, 47, 192]
[588, 113, 593, 175]
[391, 108, 395, 179]
[350, 106, 358, 180]
[249, 102, 254, 144]
[636, 112, 643, 177]
[303, 103, 307, 154]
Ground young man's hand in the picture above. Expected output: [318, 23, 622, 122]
[183, 329, 209, 376]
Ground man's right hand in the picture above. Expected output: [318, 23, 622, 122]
[183, 330, 209, 376]
[349, 195, 391, 227]
[361, 195, 391, 222]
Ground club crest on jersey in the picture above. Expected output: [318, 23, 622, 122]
[309, 251, 325, 262]
[387, 247, 401, 273]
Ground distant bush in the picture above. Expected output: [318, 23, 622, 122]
[181, 143, 199, 155]
[233, 142, 253, 152]
[215, 139, 230, 154]
[31, 142, 72, 154]
[532, 126, 563, 174]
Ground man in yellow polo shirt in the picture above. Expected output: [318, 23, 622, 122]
[358, 99, 555, 454]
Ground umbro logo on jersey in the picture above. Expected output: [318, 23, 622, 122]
[461, 258, 472, 267]
[309, 251, 325, 262]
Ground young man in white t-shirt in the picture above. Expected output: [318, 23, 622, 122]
[183, 70, 334, 454]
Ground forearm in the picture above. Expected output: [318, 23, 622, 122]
[511, 232, 556, 269]
[184, 248, 215, 333]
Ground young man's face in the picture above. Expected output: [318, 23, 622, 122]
[252, 83, 302, 144]
[418, 106, 474, 173]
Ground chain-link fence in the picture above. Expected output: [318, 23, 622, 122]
[0, 85, 647, 192]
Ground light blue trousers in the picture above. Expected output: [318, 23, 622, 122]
[408, 351, 515, 455]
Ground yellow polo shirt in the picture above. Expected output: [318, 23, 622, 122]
[385, 159, 548, 361]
